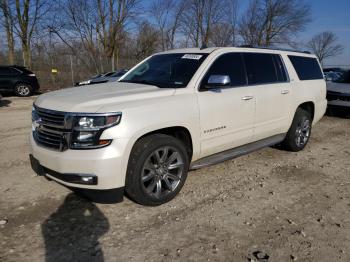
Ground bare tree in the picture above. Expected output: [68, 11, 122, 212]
[181, 0, 231, 47]
[96, 0, 138, 70]
[209, 23, 233, 46]
[228, 0, 239, 46]
[239, 0, 311, 47]
[307, 31, 344, 65]
[135, 21, 159, 60]
[46, 0, 137, 73]
[0, 0, 15, 64]
[150, 0, 186, 50]
[64, 0, 101, 72]
[14, 0, 48, 67]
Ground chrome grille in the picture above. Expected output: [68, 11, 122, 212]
[36, 107, 65, 126]
[33, 106, 69, 151]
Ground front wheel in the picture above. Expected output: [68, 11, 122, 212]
[281, 108, 312, 152]
[125, 134, 189, 206]
[14, 83, 32, 97]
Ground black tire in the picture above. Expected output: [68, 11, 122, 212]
[14, 83, 32, 97]
[280, 108, 312, 152]
[125, 134, 190, 206]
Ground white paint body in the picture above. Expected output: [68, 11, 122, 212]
[30, 47, 327, 190]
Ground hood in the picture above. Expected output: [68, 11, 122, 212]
[34, 82, 175, 112]
[326, 82, 350, 94]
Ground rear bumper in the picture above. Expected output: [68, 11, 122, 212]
[327, 100, 350, 107]
[327, 91, 350, 107]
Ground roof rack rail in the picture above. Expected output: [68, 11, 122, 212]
[237, 45, 311, 54]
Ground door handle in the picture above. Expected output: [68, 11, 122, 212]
[241, 96, 254, 101]
[281, 90, 289, 94]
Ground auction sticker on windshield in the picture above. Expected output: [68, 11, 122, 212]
[182, 54, 203, 60]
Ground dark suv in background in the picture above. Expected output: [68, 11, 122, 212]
[326, 69, 350, 112]
[0, 65, 39, 97]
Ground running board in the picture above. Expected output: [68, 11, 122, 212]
[190, 134, 285, 170]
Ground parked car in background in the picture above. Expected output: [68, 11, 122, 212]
[326, 70, 350, 110]
[30, 47, 326, 206]
[0, 65, 40, 97]
[105, 69, 128, 82]
[323, 67, 344, 73]
[76, 73, 104, 86]
[324, 71, 342, 81]
[76, 69, 128, 86]
[89, 69, 128, 84]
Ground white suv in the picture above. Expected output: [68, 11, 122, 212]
[29, 47, 327, 205]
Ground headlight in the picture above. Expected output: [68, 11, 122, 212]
[70, 113, 121, 149]
[80, 80, 91, 85]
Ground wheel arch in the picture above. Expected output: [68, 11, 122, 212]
[119, 125, 195, 188]
[297, 101, 315, 121]
[14, 81, 32, 88]
[134, 126, 194, 161]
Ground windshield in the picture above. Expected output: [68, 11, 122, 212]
[120, 53, 208, 88]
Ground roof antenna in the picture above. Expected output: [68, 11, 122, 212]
[200, 44, 207, 50]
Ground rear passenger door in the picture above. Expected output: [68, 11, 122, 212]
[197, 53, 256, 157]
[0, 67, 12, 90]
[0, 67, 18, 90]
[243, 53, 291, 141]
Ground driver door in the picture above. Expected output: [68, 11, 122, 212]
[197, 53, 256, 157]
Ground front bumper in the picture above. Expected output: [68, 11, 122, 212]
[30, 154, 98, 185]
[30, 154, 124, 203]
[29, 132, 129, 190]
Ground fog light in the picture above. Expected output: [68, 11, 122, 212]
[77, 132, 94, 141]
[81, 176, 94, 183]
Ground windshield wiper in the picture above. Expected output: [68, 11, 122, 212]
[120, 79, 168, 88]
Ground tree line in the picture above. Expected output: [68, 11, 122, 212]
[0, 0, 344, 89]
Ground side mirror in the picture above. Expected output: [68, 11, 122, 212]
[205, 75, 231, 88]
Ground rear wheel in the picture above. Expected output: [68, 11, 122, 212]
[14, 83, 32, 97]
[281, 108, 312, 152]
[125, 134, 189, 206]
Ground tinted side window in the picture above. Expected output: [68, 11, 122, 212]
[244, 53, 278, 84]
[202, 53, 246, 87]
[0, 67, 12, 76]
[288, 55, 323, 80]
[272, 54, 288, 82]
[10, 68, 21, 75]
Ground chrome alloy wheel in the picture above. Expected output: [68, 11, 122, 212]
[141, 146, 184, 199]
[17, 85, 30, 96]
[295, 118, 310, 147]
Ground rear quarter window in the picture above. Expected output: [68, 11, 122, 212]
[288, 55, 323, 80]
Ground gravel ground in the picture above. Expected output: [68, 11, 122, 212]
[0, 96, 349, 262]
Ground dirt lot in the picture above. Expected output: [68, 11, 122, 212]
[0, 96, 349, 262]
